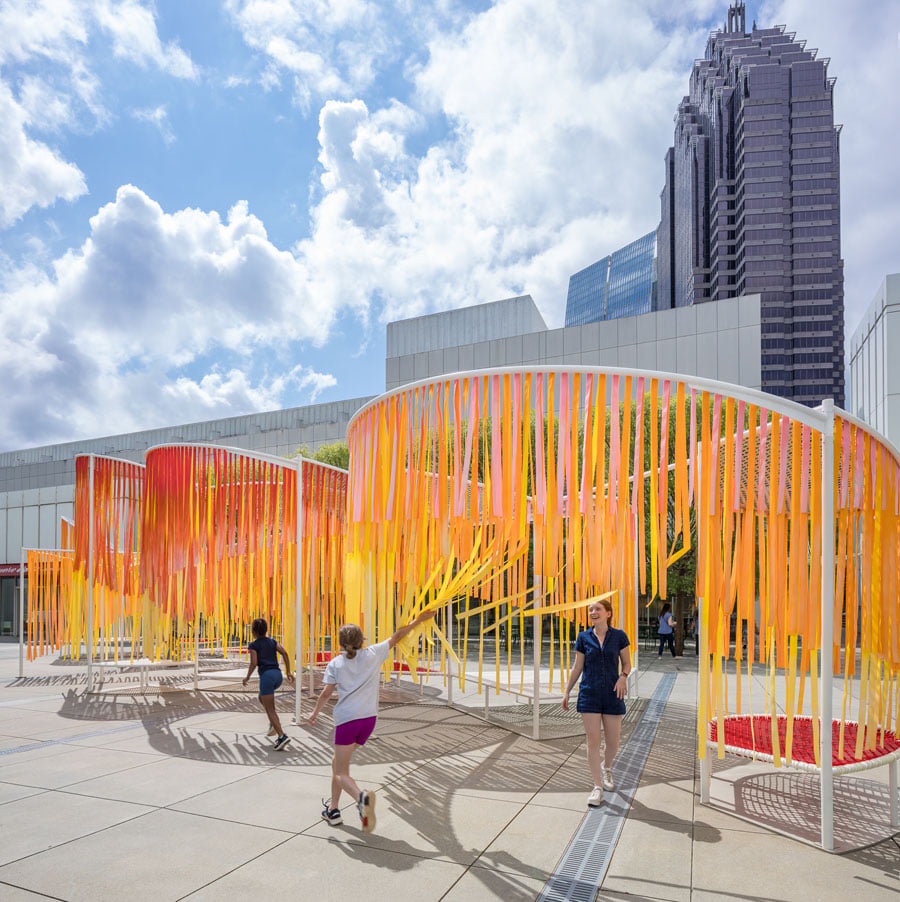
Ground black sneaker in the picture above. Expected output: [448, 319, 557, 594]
[321, 799, 342, 826]
[273, 734, 291, 751]
[357, 790, 376, 833]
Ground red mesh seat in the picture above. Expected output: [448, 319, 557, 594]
[708, 715, 900, 775]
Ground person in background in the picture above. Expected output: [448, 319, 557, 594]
[657, 602, 676, 659]
[243, 617, 294, 751]
[562, 598, 631, 807]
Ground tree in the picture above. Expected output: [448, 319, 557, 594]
[290, 441, 350, 470]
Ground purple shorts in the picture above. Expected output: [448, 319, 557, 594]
[334, 716, 377, 747]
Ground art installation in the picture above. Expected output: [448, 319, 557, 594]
[21, 365, 900, 849]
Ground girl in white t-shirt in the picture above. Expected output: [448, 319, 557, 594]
[307, 608, 435, 832]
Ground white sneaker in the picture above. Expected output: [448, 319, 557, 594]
[267, 726, 277, 737]
[601, 767, 615, 791]
[587, 785, 603, 807]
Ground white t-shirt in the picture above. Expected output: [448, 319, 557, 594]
[323, 640, 391, 726]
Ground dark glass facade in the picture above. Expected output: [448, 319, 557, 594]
[565, 230, 658, 326]
[656, 4, 845, 407]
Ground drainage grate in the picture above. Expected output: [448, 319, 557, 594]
[538, 673, 676, 902]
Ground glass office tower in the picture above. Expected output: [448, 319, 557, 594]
[565, 230, 658, 326]
[656, 2, 844, 407]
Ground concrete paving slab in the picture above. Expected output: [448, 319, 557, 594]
[690, 824, 900, 902]
[529, 756, 597, 811]
[443, 866, 547, 901]
[304, 783, 527, 865]
[0, 789, 152, 866]
[595, 890, 670, 901]
[0, 782, 44, 806]
[171, 766, 337, 832]
[0, 808, 289, 902]
[65, 754, 269, 806]
[600, 810, 697, 902]
[478, 802, 585, 876]
[181, 832, 466, 901]
[0, 745, 164, 790]
[0, 884, 59, 900]
[627, 779, 696, 826]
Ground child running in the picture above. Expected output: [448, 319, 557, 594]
[243, 617, 294, 751]
[307, 607, 436, 832]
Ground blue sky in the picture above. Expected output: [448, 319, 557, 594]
[1, 0, 898, 452]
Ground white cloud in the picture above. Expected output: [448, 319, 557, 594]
[289, 0, 717, 327]
[132, 104, 175, 144]
[0, 81, 87, 228]
[224, 0, 466, 109]
[0, 0, 197, 227]
[163, 365, 335, 412]
[93, 0, 197, 79]
[0, 185, 341, 447]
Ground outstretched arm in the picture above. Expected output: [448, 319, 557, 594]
[388, 608, 436, 649]
[307, 683, 336, 726]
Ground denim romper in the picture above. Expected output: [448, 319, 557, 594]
[575, 627, 629, 715]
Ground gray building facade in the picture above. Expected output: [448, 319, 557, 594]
[656, 2, 844, 407]
[386, 292, 762, 393]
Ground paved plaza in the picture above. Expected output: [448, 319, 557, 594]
[0, 641, 897, 901]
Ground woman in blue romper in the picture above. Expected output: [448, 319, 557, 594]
[562, 597, 632, 806]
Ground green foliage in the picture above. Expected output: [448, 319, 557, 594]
[290, 441, 350, 470]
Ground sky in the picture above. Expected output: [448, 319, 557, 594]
[1, 0, 898, 453]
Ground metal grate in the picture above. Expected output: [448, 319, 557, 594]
[537, 673, 676, 902]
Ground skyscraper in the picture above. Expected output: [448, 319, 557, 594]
[565, 230, 658, 326]
[657, 2, 844, 406]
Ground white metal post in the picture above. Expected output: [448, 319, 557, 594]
[87, 455, 95, 693]
[820, 399, 835, 851]
[533, 575, 541, 741]
[633, 513, 640, 698]
[294, 457, 304, 724]
[308, 549, 315, 697]
[700, 748, 711, 804]
[18, 546, 25, 678]
[698, 595, 710, 803]
[193, 574, 200, 693]
[890, 760, 899, 829]
[447, 596, 454, 704]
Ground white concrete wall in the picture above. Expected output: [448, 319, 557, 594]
[386, 295, 548, 358]
[0, 486, 75, 559]
[386, 293, 762, 392]
[848, 274, 900, 448]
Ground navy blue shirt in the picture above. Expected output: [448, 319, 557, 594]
[575, 626, 630, 694]
[249, 636, 279, 673]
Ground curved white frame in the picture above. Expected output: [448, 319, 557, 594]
[349, 365, 900, 850]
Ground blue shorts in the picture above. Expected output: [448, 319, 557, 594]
[258, 668, 283, 697]
[577, 688, 626, 716]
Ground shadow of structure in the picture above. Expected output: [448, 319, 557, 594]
[726, 767, 899, 852]
[322, 724, 574, 897]
[44, 668, 715, 897]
